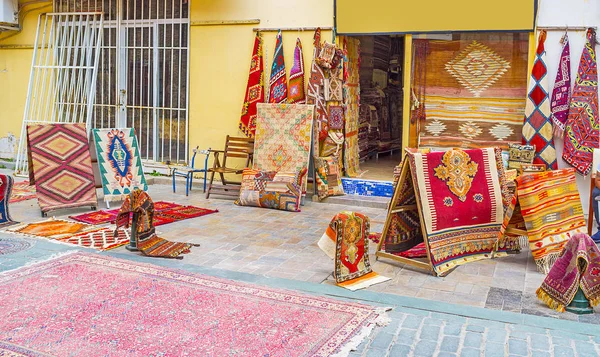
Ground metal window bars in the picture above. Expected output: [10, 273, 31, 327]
[15, 12, 104, 176]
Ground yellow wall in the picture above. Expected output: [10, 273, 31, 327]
[0, 1, 51, 142]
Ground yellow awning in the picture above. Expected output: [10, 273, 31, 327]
[336, 0, 536, 34]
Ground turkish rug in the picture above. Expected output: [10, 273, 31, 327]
[9, 181, 36, 203]
[314, 156, 344, 200]
[516, 168, 586, 274]
[116, 190, 198, 259]
[288, 38, 306, 104]
[239, 32, 265, 137]
[27, 123, 97, 213]
[521, 31, 557, 170]
[306, 28, 328, 154]
[157, 206, 219, 222]
[0, 252, 387, 356]
[0, 175, 17, 228]
[411, 148, 505, 275]
[318, 211, 390, 290]
[254, 103, 314, 194]
[418, 37, 529, 150]
[342, 36, 362, 177]
[5, 218, 99, 240]
[69, 208, 120, 225]
[236, 168, 305, 212]
[497, 193, 527, 254]
[563, 29, 599, 176]
[0, 237, 32, 256]
[56, 228, 131, 251]
[507, 143, 535, 170]
[268, 30, 287, 104]
[537, 233, 600, 312]
[550, 33, 571, 138]
[93, 128, 148, 202]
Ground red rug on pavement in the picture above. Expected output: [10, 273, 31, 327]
[0, 253, 387, 356]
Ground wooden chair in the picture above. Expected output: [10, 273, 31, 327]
[206, 136, 254, 199]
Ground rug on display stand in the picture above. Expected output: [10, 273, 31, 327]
[116, 190, 198, 259]
[254, 103, 314, 196]
[516, 168, 586, 274]
[318, 211, 390, 290]
[93, 128, 148, 202]
[27, 123, 98, 214]
[410, 148, 505, 275]
[239, 31, 265, 137]
[288, 38, 306, 104]
[550, 33, 571, 138]
[5, 218, 99, 240]
[268, 30, 287, 104]
[56, 228, 131, 251]
[562, 28, 599, 176]
[341, 36, 362, 177]
[0, 175, 17, 228]
[0, 252, 388, 356]
[9, 181, 36, 203]
[537, 233, 600, 312]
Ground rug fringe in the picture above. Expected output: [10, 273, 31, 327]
[536, 287, 566, 312]
[331, 308, 391, 357]
[535, 253, 560, 275]
[0, 250, 80, 276]
[519, 235, 529, 251]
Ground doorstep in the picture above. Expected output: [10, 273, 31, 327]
[314, 194, 390, 210]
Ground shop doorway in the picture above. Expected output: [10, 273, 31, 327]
[54, 0, 190, 165]
[352, 35, 405, 181]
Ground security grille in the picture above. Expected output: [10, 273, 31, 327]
[55, 0, 190, 164]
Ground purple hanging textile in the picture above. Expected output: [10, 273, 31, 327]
[551, 34, 571, 138]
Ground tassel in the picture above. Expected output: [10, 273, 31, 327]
[536, 288, 566, 312]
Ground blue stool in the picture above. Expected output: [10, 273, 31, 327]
[172, 146, 210, 196]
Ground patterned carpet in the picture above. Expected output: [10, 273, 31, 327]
[0, 253, 385, 356]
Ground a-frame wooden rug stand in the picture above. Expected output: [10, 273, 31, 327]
[376, 148, 507, 277]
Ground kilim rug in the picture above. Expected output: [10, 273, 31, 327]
[521, 31, 557, 170]
[562, 28, 599, 176]
[254, 103, 314, 195]
[93, 128, 148, 202]
[288, 38, 306, 104]
[318, 211, 390, 290]
[537, 233, 600, 312]
[341, 36, 362, 177]
[27, 123, 97, 213]
[9, 181, 36, 203]
[0, 175, 17, 228]
[410, 148, 504, 275]
[56, 228, 131, 251]
[517, 169, 586, 274]
[0, 253, 387, 357]
[418, 38, 529, 151]
[268, 30, 287, 104]
[116, 190, 198, 259]
[550, 33, 571, 138]
[5, 218, 99, 240]
[69, 208, 120, 225]
[314, 156, 344, 200]
[239, 32, 265, 137]
[306, 28, 328, 155]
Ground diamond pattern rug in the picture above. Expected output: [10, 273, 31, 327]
[521, 31, 557, 170]
[93, 128, 148, 202]
[56, 228, 131, 251]
[9, 181, 36, 203]
[27, 123, 97, 213]
[5, 218, 99, 240]
[0, 253, 386, 356]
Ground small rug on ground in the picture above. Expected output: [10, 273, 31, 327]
[0, 252, 387, 356]
[5, 218, 99, 240]
[9, 181, 36, 203]
[56, 228, 130, 251]
[537, 233, 600, 312]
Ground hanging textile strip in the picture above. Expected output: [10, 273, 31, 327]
[516, 168, 586, 274]
[288, 38, 306, 104]
[93, 128, 148, 202]
[239, 32, 265, 137]
[268, 30, 288, 104]
[521, 31, 557, 170]
[27, 123, 98, 213]
[563, 28, 599, 176]
[550, 34, 571, 138]
[342, 36, 362, 177]
[537, 233, 600, 312]
[306, 28, 328, 155]
[0, 175, 17, 228]
[318, 211, 390, 291]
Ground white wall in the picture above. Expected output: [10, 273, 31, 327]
[537, 0, 600, 217]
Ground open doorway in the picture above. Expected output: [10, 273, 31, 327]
[352, 35, 404, 181]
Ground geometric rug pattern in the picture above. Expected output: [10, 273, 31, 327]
[0, 253, 386, 356]
[27, 123, 97, 213]
[9, 181, 36, 203]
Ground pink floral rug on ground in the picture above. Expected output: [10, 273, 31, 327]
[0, 253, 387, 357]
